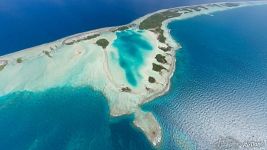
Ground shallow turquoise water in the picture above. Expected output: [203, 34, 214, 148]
[113, 30, 153, 86]
[144, 5, 267, 150]
[0, 87, 153, 150]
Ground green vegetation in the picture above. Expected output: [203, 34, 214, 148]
[64, 41, 75, 45]
[152, 63, 167, 72]
[158, 45, 172, 52]
[113, 26, 129, 32]
[16, 58, 23, 63]
[43, 51, 52, 58]
[64, 34, 100, 45]
[77, 36, 98, 42]
[139, 10, 182, 43]
[189, 6, 208, 11]
[148, 77, 156, 83]
[140, 10, 182, 30]
[191, 7, 201, 11]
[155, 28, 166, 43]
[121, 87, 131, 92]
[85, 34, 100, 40]
[180, 8, 193, 13]
[182, 6, 208, 12]
[155, 54, 167, 64]
[199, 6, 208, 10]
[140, 14, 165, 30]
[145, 87, 154, 92]
[208, 4, 222, 7]
[139, 5, 211, 43]
[96, 39, 109, 49]
[223, 3, 240, 7]
[0, 64, 6, 71]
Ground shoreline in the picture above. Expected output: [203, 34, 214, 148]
[1, 1, 266, 58]
[1, 1, 267, 147]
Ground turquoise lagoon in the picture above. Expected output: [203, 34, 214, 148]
[113, 30, 153, 86]
[1, 4, 267, 150]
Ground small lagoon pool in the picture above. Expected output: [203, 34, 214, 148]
[113, 30, 153, 86]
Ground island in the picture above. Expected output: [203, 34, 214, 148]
[0, 1, 266, 147]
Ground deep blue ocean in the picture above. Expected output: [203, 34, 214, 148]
[1, 1, 267, 150]
[144, 5, 267, 149]
[0, 0, 242, 55]
[0, 87, 154, 150]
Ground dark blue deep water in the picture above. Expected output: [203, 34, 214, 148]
[144, 5, 267, 150]
[0, 0, 244, 55]
[0, 87, 154, 150]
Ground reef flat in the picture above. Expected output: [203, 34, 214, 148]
[0, 1, 266, 147]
